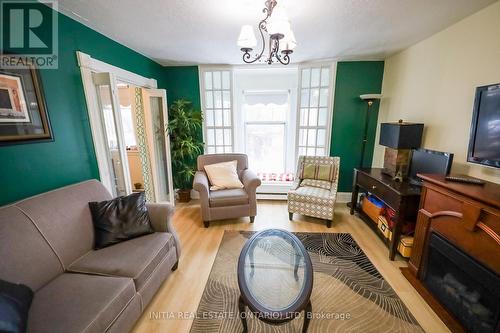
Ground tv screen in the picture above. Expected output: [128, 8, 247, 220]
[468, 83, 500, 168]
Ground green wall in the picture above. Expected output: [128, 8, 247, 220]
[163, 66, 201, 110]
[330, 61, 385, 192]
[0, 3, 166, 206]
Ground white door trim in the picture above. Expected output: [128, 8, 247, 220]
[77, 51, 158, 196]
[141, 88, 175, 205]
[77, 51, 157, 88]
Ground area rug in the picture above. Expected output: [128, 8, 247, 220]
[190, 231, 423, 333]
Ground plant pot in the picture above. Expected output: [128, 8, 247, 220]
[177, 189, 191, 203]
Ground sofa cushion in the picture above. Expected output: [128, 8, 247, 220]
[15, 180, 112, 268]
[89, 192, 154, 249]
[0, 279, 33, 333]
[288, 186, 336, 206]
[300, 163, 316, 179]
[68, 233, 176, 292]
[27, 273, 135, 333]
[300, 179, 332, 190]
[204, 160, 244, 191]
[209, 189, 249, 207]
[0, 206, 63, 291]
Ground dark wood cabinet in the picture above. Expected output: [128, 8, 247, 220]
[402, 174, 500, 333]
[350, 168, 421, 260]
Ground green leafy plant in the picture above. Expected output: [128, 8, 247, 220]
[167, 99, 203, 190]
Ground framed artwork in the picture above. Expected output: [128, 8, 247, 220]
[0, 59, 53, 144]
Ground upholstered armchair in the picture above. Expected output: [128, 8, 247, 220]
[193, 154, 261, 228]
[288, 156, 340, 228]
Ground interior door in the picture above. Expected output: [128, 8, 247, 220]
[92, 72, 132, 197]
[141, 88, 175, 205]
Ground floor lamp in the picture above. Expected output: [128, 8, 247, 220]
[359, 94, 382, 169]
[347, 93, 382, 209]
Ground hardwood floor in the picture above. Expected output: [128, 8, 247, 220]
[132, 200, 450, 333]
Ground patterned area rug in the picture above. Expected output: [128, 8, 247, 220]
[190, 231, 423, 333]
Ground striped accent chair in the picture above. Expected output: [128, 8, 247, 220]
[287, 156, 340, 228]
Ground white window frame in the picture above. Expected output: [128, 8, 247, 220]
[198, 66, 234, 154]
[296, 62, 336, 159]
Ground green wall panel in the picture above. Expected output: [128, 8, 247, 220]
[163, 66, 201, 110]
[330, 61, 385, 192]
[0, 3, 166, 205]
[162, 66, 203, 182]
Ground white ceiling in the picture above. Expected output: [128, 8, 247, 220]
[58, 0, 496, 66]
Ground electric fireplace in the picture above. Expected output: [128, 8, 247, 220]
[422, 233, 500, 333]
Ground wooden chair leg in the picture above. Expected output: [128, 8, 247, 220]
[171, 261, 179, 271]
[250, 216, 255, 223]
[203, 221, 209, 228]
[289, 212, 293, 220]
[326, 220, 332, 228]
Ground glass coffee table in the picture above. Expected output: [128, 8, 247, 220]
[237, 229, 314, 332]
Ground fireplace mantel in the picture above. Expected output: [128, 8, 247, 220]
[401, 174, 500, 333]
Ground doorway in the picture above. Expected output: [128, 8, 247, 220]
[78, 52, 174, 204]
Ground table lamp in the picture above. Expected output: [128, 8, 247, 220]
[379, 120, 424, 181]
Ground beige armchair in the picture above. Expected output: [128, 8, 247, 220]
[193, 154, 261, 228]
[288, 156, 340, 228]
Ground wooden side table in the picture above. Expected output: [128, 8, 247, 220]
[350, 168, 421, 260]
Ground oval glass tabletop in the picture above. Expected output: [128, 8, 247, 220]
[237, 229, 313, 315]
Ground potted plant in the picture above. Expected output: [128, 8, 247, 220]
[167, 99, 203, 202]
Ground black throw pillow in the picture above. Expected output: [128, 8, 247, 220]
[89, 192, 154, 249]
[0, 279, 33, 333]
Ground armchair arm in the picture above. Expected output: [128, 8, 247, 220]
[290, 178, 301, 190]
[193, 171, 211, 221]
[193, 171, 210, 197]
[146, 202, 181, 259]
[241, 169, 261, 193]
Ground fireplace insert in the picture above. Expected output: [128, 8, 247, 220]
[422, 232, 500, 333]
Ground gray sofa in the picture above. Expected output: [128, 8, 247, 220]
[0, 180, 181, 333]
[193, 153, 261, 228]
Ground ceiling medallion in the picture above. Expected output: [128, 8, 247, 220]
[237, 0, 296, 65]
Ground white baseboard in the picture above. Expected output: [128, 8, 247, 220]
[336, 192, 352, 203]
[190, 189, 352, 203]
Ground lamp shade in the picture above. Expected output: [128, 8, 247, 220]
[360, 94, 382, 101]
[237, 25, 257, 48]
[379, 122, 424, 149]
[267, 5, 290, 36]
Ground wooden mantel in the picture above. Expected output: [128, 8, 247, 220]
[401, 174, 500, 333]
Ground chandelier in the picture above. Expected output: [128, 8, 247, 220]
[237, 0, 296, 65]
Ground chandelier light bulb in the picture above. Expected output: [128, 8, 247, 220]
[237, 25, 257, 49]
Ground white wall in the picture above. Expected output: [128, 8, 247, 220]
[373, 1, 500, 183]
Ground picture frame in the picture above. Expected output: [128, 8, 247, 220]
[0, 58, 53, 144]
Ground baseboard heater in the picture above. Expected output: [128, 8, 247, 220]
[257, 193, 288, 200]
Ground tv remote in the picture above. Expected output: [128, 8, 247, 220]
[445, 176, 485, 185]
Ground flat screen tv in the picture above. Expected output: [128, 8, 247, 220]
[467, 83, 500, 168]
